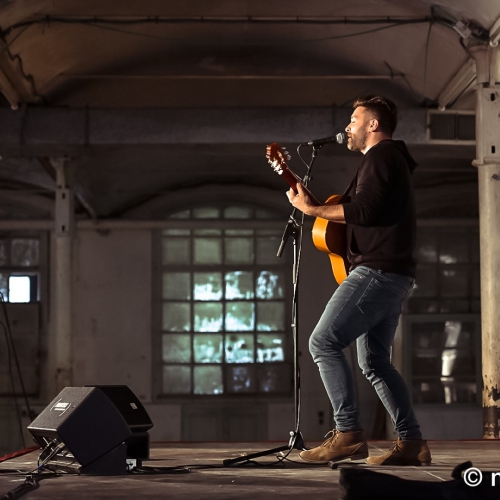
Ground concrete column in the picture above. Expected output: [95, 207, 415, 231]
[470, 45, 500, 439]
[52, 157, 75, 392]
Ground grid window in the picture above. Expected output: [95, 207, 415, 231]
[406, 227, 480, 314]
[0, 237, 40, 303]
[159, 206, 291, 397]
[403, 224, 481, 406]
[404, 315, 480, 405]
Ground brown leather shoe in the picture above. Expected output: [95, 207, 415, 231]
[366, 438, 432, 466]
[299, 429, 368, 464]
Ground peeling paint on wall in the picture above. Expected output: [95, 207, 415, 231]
[488, 385, 500, 402]
[483, 406, 500, 439]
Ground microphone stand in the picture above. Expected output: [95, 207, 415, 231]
[223, 144, 321, 466]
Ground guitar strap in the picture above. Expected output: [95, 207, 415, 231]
[338, 171, 358, 204]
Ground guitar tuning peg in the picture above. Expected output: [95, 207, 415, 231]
[286, 155, 291, 160]
[281, 146, 287, 150]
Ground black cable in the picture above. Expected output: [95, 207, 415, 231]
[1, 15, 435, 38]
[0, 14, 489, 46]
[0, 320, 24, 449]
[0, 475, 39, 500]
[0, 470, 59, 500]
[0, 292, 33, 421]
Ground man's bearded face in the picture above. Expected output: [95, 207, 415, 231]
[346, 107, 372, 153]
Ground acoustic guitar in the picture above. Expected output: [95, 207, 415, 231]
[266, 143, 349, 285]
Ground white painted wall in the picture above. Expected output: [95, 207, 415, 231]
[72, 229, 152, 401]
[29, 223, 481, 446]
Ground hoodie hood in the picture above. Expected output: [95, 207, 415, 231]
[392, 140, 418, 174]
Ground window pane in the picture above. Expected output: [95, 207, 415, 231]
[225, 271, 254, 299]
[162, 238, 190, 265]
[163, 303, 190, 331]
[193, 207, 220, 219]
[8, 276, 30, 303]
[439, 231, 468, 264]
[163, 272, 191, 300]
[194, 238, 222, 265]
[0, 273, 8, 301]
[441, 268, 468, 297]
[167, 210, 190, 219]
[226, 229, 253, 236]
[0, 240, 7, 266]
[415, 231, 437, 263]
[162, 229, 190, 236]
[225, 302, 255, 331]
[413, 268, 437, 297]
[11, 239, 39, 266]
[470, 233, 480, 263]
[226, 366, 256, 393]
[256, 271, 284, 299]
[438, 300, 469, 313]
[194, 273, 222, 301]
[472, 268, 481, 298]
[407, 298, 439, 314]
[163, 366, 191, 394]
[257, 302, 285, 331]
[255, 209, 278, 219]
[410, 320, 476, 378]
[194, 229, 221, 236]
[412, 380, 477, 405]
[163, 334, 191, 363]
[412, 380, 444, 404]
[257, 334, 285, 362]
[194, 334, 223, 363]
[194, 302, 223, 331]
[224, 207, 252, 219]
[225, 334, 254, 363]
[258, 364, 291, 393]
[256, 237, 281, 264]
[194, 366, 223, 394]
[225, 237, 253, 264]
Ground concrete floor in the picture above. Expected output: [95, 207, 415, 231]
[0, 440, 499, 499]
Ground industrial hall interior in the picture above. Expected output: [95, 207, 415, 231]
[0, 0, 499, 499]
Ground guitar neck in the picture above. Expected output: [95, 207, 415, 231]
[281, 168, 321, 206]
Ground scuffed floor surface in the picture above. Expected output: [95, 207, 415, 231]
[0, 440, 499, 499]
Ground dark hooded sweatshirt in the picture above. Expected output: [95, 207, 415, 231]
[342, 139, 418, 277]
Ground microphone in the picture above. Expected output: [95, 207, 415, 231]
[301, 132, 346, 147]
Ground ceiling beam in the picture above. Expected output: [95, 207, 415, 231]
[0, 106, 428, 157]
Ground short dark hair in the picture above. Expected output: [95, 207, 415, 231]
[353, 96, 398, 136]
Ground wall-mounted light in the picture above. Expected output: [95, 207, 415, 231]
[490, 16, 500, 47]
[437, 58, 476, 110]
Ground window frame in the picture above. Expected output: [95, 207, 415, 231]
[0, 231, 48, 399]
[152, 217, 294, 402]
[402, 313, 482, 407]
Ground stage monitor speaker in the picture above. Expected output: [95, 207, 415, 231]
[27, 385, 153, 474]
[86, 385, 153, 459]
[86, 385, 153, 433]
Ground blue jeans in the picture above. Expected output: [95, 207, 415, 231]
[309, 265, 422, 440]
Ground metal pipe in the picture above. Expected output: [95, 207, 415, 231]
[470, 44, 500, 439]
[53, 158, 74, 392]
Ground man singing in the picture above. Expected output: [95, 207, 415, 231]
[287, 96, 431, 466]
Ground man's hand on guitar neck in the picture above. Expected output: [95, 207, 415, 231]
[287, 182, 346, 223]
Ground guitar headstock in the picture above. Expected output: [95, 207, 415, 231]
[266, 143, 291, 176]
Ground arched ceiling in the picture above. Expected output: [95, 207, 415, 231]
[0, 0, 497, 218]
[0, 0, 498, 108]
